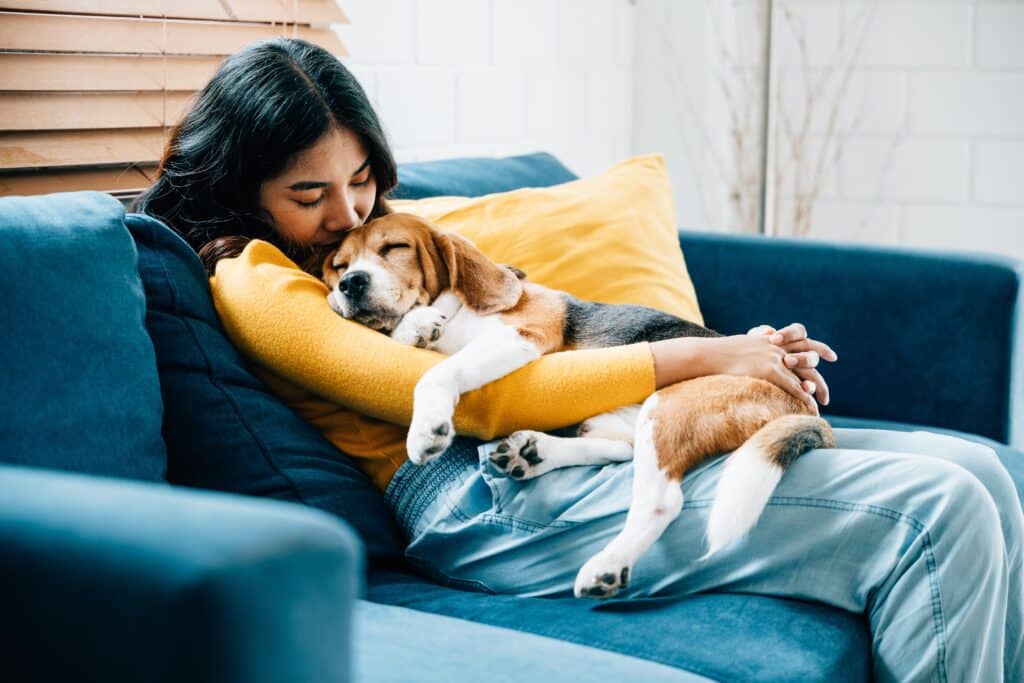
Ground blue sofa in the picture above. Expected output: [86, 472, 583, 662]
[2, 153, 1022, 683]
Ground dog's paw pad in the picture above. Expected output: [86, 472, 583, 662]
[489, 431, 546, 479]
[407, 417, 455, 465]
[574, 554, 632, 599]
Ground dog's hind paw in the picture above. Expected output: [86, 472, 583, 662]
[489, 430, 548, 479]
[574, 552, 632, 599]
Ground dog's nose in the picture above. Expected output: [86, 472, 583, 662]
[339, 270, 370, 299]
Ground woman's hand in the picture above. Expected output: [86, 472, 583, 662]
[747, 323, 838, 406]
[651, 334, 822, 414]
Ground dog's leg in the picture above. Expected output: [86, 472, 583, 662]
[488, 432, 633, 479]
[574, 394, 682, 599]
[407, 326, 541, 465]
[390, 291, 462, 349]
[390, 306, 448, 348]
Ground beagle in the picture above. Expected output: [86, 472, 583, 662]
[322, 213, 835, 599]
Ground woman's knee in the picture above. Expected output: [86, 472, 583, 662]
[836, 428, 1016, 512]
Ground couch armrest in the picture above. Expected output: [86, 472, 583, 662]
[0, 464, 362, 683]
[679, 231, 1024, 446]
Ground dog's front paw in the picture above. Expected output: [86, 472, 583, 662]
[407, 411, 455, 466]
[489, 430, 548, 479]
[574, 551, 632, 599]
[391, 306, 447, 349]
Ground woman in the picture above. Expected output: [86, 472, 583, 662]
[135, 38, 1022, 682]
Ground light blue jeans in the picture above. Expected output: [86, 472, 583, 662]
[385, 428, 1023, 683]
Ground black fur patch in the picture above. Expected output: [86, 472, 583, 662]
[772, 426, 830, 469]
[562, 295, 720, 349]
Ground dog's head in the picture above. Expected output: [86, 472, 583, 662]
[321, 213, 523, 332]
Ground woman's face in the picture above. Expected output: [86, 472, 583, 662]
[259, 126, 377, 247]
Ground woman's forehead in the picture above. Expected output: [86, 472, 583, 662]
[280, 127, 367, 179]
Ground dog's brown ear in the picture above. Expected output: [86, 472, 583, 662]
[432, 230, 522, 314]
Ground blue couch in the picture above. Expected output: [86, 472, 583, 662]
[2, 153, 1022, 683]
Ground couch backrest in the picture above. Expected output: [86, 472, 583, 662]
[0, 192, 166, 481]
[391, 152, 577, 199]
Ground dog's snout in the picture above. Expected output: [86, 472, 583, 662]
[339, 270, 370, 298]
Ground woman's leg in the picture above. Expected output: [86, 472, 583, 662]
[402, 433, 1015, 682]
[831, 428, 1024, 679]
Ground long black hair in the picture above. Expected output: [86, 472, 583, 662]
[133, 38, 396, 272]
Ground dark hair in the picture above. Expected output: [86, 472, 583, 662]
[132, 38, 396, 273]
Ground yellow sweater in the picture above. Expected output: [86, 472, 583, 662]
[209, 240, 657, 491]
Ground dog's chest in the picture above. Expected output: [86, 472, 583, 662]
[433, 306, 508, 355]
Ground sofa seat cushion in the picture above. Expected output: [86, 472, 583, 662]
[354, 600, 711, 683]
[126, 213, 405, 564]
[0, 192, 165, 481]
[367, 571, 869, 683]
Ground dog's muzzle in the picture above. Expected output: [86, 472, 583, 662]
[339, 270, 371, 301]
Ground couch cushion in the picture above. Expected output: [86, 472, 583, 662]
[367, 571, 869, 683]
[0, 192, 165, 481]
[126, 213, 404, 565]
[355, 600, 711, 683]
[391, 154, 703, 325]
[391, 152, 577, 200]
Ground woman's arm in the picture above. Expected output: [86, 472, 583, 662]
[210, 241, 657, 440]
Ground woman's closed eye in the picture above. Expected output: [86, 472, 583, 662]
[295, 194, 325, 208]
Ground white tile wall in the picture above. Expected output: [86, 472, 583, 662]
[334, 0, 635, 178]
[334, 1, 1022, 259]
[633, 0, 1024, 260]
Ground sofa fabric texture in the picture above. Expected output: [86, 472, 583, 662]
[126, 213, 405, 564]
[0, 191, 165, 481]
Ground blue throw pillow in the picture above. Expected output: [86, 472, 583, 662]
[127, 213, 404, 564]
[0, 192, 165, 481]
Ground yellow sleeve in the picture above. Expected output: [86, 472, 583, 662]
[210, 240, 657, 441]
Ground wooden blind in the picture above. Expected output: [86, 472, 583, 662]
[0, 1, 349, 198]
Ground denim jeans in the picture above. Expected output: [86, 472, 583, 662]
[385, 428, 1023, 683]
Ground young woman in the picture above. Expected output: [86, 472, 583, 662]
[135, 38, 1022, 682]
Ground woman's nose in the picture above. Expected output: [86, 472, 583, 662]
[324, 190, 360, 233]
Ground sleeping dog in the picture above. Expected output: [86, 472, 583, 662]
[321, 213, 834, 599]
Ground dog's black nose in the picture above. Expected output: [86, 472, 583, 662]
[339, 270, 370, 299]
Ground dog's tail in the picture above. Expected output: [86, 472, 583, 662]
[703, 415, 835, 557]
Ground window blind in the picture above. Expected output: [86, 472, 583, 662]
[0, 1, 348, 198]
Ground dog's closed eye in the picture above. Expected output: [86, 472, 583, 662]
[379, 243, 411, 257]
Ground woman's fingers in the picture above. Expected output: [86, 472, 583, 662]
[775, 366, 820, 415]
[777, 337, 838, 362]
[795, 367, 830, 406]
[784, 350, 820, 368]
[769, 322, 807, 346]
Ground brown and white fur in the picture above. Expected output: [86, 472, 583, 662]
[321, 213, 835, 599]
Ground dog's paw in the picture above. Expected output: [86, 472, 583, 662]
[574, 552, 632, 599]
[489, 430, 548, 479]
[391, 306, 447, 349]
[406, 411, 455, 466]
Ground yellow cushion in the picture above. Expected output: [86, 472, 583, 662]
[390, 154, 703, 324]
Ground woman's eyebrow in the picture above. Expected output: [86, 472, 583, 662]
[287, 158, 371, 191]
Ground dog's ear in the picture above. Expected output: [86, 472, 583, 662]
[320, 248, 342, 290]
[432, 230, 522, 314]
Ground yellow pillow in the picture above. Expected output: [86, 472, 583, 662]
[390, 154, 703, 325]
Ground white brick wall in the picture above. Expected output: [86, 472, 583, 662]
[634, 0, 1024, 260]
[334, 0, 635, 178]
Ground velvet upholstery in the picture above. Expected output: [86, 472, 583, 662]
[0, 463, 361, 683]
[0, 192, 165, 481]
[679, 230, 1024, 447]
